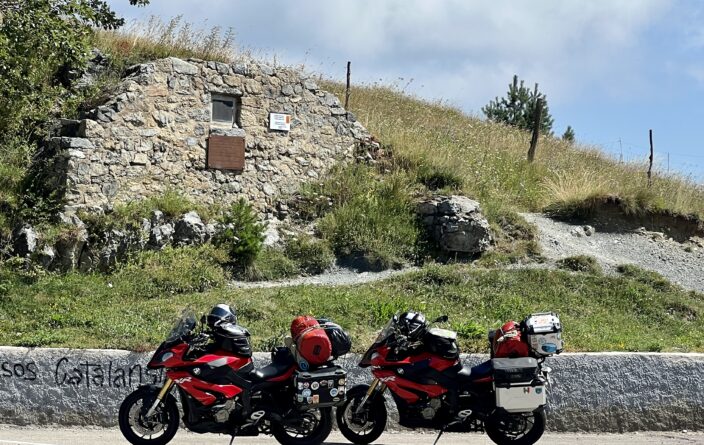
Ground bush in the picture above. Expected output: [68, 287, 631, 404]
[213, 199, 264, 268]
[616, 264, 673, 292]
[284, 235, 335, 275]
[115, 245, 227, 297]
[557, 255, 602, 274]
[317, 170, 420, 270]
[242, 247, 300, 282]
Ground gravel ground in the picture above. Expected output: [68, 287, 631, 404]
[230, 266, 419, 289]
[522, 213, 704, 293]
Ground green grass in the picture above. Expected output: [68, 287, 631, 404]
[1, 259, 701, 353]
[557, 255, 602, 274]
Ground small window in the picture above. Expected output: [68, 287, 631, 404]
[211, 94, 240, 126]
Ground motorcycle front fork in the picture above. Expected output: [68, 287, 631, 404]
[355, 378, 387, 415]
[145, 377, 174, 418]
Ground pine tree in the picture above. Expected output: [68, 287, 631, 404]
[562, 126, 575, 144]
[482, 75, 554, 135]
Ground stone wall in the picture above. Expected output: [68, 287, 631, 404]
[1, 347, 702, 432]
[42, 57, 373, 213]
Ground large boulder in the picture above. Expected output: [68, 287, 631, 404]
[418, 195, 493, 254]
[173, 211, 207, 246]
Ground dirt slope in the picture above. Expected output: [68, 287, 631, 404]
[522, 213, 704, 293]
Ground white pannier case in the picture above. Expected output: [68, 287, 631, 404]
[492, 358, 547, 413]
[523, 312, 563, 357]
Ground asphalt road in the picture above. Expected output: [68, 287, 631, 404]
[0, 427, 702, 445]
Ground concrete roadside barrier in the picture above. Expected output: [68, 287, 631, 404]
[0, 347, 702, 432]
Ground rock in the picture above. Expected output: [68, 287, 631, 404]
[417, 195, 492, 254]
[12, 225, 38, 257]
[263, 222, 281, 247]
[570, 227, 584, 237]
[173, 211, 206, 245]
[170, 57, 198, 75]
[437, 195, 481, 216]
[416, 201, 438, 217]
[149, 223, 174, 249]
[151, 210, 165, 226]
[54, 227, 89, 271]
[131, 153, 148, 165]
[583, 225, 595, 236]
[37, 245, 56, 269]
[303, 79, 319, 91]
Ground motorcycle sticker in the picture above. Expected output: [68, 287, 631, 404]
[328, 380, 334, 387]
[297, 382, 303, 390]
[338, 378, 345, 385]
[302, 389, 312, 397]
[320, 380, 328, 387]
[329, 388, 338, 397]
[307, 397, 313, 404]
[297, 395, 304, 403]
[311, 382, 320, 390]
[312, 395, 319, 404]
[303, 382, 310, 389]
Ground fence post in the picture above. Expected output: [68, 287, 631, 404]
[527, 98, 543, 162]
[345, 61, 351, 109]
[648, 129, 654, 187]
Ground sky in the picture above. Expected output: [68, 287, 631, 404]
[107, 0, 704, 182]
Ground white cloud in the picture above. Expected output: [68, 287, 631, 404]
[111, 0, 673, 109]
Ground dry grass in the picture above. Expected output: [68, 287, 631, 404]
[93, 15, 240, 66]
[323, 82, 704, 220]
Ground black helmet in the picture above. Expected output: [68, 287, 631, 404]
[398, 311, 427, 340]
[206, 303, 237, 330]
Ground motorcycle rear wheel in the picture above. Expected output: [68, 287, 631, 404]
[485, 410, 546, 445]
[118, 387, 180, 445]
[336, 385, 387, 445]
[272, 407, 333, 445]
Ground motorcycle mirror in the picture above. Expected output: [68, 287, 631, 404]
[434, 315, 449, 323]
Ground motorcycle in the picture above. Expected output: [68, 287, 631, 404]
[336, 311, 562, 445]
[118, 308, 348, 445]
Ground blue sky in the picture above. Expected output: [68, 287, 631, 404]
[108, 0, 704, 181]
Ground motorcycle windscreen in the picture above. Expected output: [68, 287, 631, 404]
[359, 314, 399, 367]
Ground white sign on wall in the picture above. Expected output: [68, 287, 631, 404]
[269, 112, 291, 131]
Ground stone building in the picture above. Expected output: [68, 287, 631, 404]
[41, 57, 373, 214]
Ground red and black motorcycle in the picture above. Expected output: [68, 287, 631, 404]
[118, 306, 349, 445]
[336, 311, 562, 445]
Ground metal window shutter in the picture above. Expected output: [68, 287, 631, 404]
[207, 135, 245, 170]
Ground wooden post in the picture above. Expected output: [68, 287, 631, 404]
[527, 98, 543, 162]
[648, 129, 654, 187]
[345, 61, 351, 109]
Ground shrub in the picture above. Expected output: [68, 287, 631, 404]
[213, 199, 264, 268]
[114, 245, 227, 297]
[616, 264, 673, 292]
[242, 248, 300, 282]
[317, 170, 420, 270]
[557, 255, 602, 274]
[284, 235, 334, 275]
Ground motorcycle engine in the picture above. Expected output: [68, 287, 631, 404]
[420, 397, 443, 420]
[212, 398, 238, 423]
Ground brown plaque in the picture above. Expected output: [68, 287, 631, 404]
[207, 135, 245, 170]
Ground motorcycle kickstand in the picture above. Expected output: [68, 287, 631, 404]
[432, 428, 445, 445]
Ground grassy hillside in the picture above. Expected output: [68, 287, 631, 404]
[323, 82, 704, 221]
[0, 257, 701, 352]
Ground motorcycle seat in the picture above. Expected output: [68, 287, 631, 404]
[457, 360, 493, 384]
[248, 361, 293, 383]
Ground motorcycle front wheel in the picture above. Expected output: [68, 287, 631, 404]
[118, 386, 180, 445]
[272, 407, 333, 445]
[485, 410, 546, 445]
[336, 385, 387, 445]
